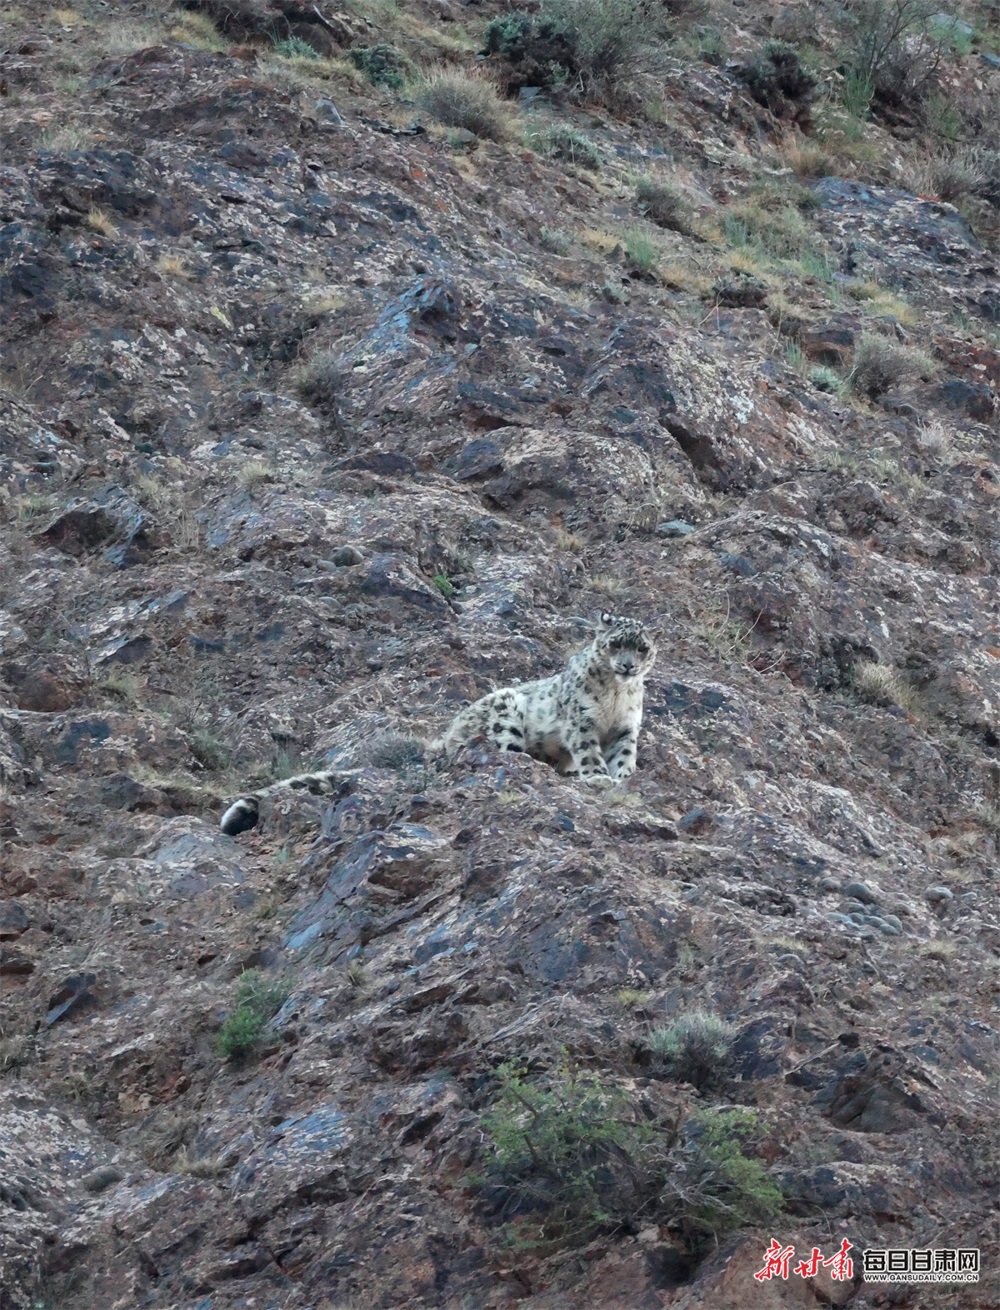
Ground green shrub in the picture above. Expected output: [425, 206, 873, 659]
[433, 572, 455, 598]
[849, 332, 937, 397]
[623, 225, 659, 273]
[477, 1062, 782, 1251]
[190, 728, 231, 772]
[419, 73, 512, 141]
[635, 175, 691, 231]
[740, 40, 817, 117]
[662, 1109, 785, 1243]
[272, 35, 320, 60]
[217, 970, 289, 1060]
[838, 0, 945, 110]
[540, 226, 572, 255]
[810, 365, 841, 392]
[483, 10, 576, 91]
[540, 0, 664, 91]
[647, 1010, 737, 1090]
[533, 123, 601, 169]
[349, 44, 408, 89]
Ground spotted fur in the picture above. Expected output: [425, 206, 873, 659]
[432, 613, 656, 783]
[220, 770, 351, 836]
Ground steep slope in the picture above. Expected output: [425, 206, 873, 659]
[1, 1, 998, 1307]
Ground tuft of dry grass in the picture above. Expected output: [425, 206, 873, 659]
[155, 253, 192, 279]
[635, 175, 692, 233]
[86, 206, 118, 237]
[849, 333, 936, 399]
[418, 72, 513, 142]
[853, 661, 920, 713]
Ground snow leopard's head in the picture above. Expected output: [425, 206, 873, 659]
[594, 613, 657, 682]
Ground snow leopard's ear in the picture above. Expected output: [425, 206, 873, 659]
[596, 611, 618, 629]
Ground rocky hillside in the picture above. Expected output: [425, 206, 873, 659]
[1, 0, 999, 1306]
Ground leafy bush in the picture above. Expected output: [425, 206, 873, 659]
[635, 176, 691, 232]
[419, 73, 512, 141]
[272, 35, 320, 60]
[810, 365, 841, 393]
[349, 44, 408, 89]
[533, 123, 601, 169]
[540, 0, 666, 92]
[838, 0, 945, 111]
[647, 1010, 737, 1090]
[623, 226, 659, 273]
[217, 970, 289, 1059]
[477, 1062, 782, 1251]
[849, 332, 937, 397]
[483, 10, 576, 91]
[740, 40, 817, 118]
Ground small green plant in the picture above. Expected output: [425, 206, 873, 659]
[540, 226, 573, 255]
[810, 364, 842, 393]
[740, 40, 817, 116]
[433, 573, 455, 598]
[272, 35, 319, 60]
[532, 123, 601, 170]
[190, 728, 231, 772]
[647, 1010, 737, 1090]
[346, 960, 367, 988]
[540, 0, 664, 92]
[216, 969, 289, 1059]
[419, 72, 512, 141]
[622, 226, 659, 273]
[841, 67, 874, 118]
[478, 1063, 782, 1251]
[348, 43, 407, 89]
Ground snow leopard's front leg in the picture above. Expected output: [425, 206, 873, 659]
[603, 725, 639, 780]
[562, 711, 611, 783]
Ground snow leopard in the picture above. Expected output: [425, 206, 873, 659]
[218, 613, 655, 835]
[432, 611, 656, 783]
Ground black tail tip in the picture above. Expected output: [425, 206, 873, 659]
[220, 798, 259, 836]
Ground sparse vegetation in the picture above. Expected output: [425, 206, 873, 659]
[854, 661, 920, 712]
[635, 175, 691, 232]
[849, 333, 937, 398]
[622, 226, 659, 274]
[531, 123, 602, 170]
[349, 43, 408, 89]
[291, 349, 344, 411]
[190, 728, 231, 772]
[419, 72, 513, 141]
[363, 730, 426, 769]
[86, 206, 118, 237]
[739, 40, 817, 118]
[433, 572, 456, 598]
[272, 35, 319, 60]
[838, 0, 945, 112]
[478, 1062, 782, 1250]
[216, 970, 289, 1059]
[539, 226, 572, 255]
[647, 1010, 737, 1090]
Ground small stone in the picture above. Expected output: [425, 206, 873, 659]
[982, 52, 1000, 70]
[844, 881, 877, 905]
[656, 519, 695, 538]
[925, 885, 953, 903]
[818, 876, 841, 895]
[875, 918, 901, 936]
[880, 914, 903, 932]
[677, 807, 714, 836]
[82, 1165, 124, 1194]
[331, 545, 364, 566]
[0, 901, 29, 938]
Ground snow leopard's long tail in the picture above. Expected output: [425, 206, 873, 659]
[219, 771, 353, 836]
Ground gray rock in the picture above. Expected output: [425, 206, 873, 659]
[0, 901, 29, 938]
[331, 544, 364, 566]
[656, 519, 695, 537]
[844, 881, 877, 904]
[82, 1164, 124, 1194]
[925, 885, 953, 903]
[981, 52, 1000, 70]
[818, 876, 842, 894]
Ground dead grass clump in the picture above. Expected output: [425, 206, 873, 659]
[854, 661, 919, 712]
[418, 72, 513, 141]
[849, 333, 937, 398]
[635, 176, 691, 232]
[291, 349, 344, 410]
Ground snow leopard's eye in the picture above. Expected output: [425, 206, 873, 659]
[608, 638, 622, 650]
